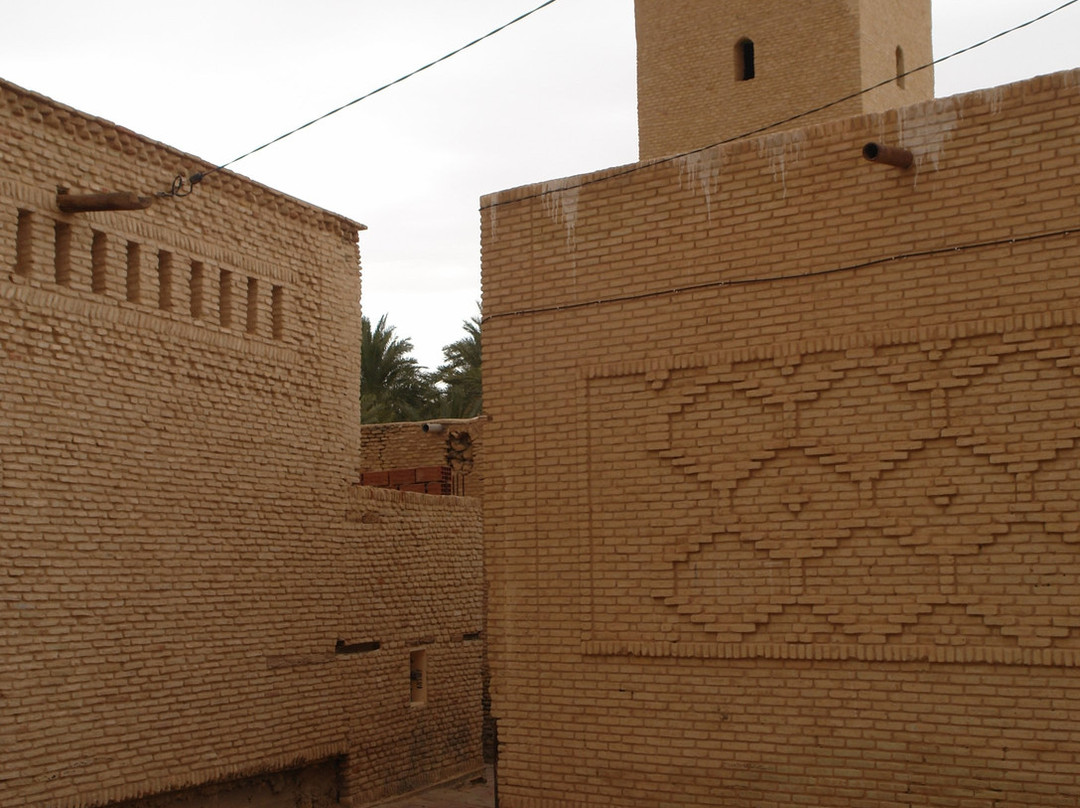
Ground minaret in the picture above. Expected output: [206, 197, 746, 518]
[635, 0, 934, 160]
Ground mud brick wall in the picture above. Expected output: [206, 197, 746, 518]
[358, 416, 493, 760]
[481, 70, 1080, 807]
[360, 466, 453, 495]
[0, 78, 482, 807]
[360, 417, 485, 499]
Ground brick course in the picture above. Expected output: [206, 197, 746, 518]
[481, 68, 1080, 807]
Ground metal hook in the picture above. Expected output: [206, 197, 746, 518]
[163, 172, 205, 198]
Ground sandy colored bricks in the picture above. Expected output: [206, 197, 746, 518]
[0, 77, 483, 808]
[636, 0, 932, 159]
[481, 50, 1080, 808]
[360, 418, 485, 499]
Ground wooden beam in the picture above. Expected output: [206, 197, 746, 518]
[57, 192, 154, 213]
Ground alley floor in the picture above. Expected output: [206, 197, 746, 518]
[367, 767, 494, 808]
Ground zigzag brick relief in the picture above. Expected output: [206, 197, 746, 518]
[584, 320, 1080, 663]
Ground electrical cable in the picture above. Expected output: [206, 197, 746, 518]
[154, 0, 1078, 204]
[157, 0, 561, 198]
[482, 226, 1080, 322]
[480, 0, 1080, 211]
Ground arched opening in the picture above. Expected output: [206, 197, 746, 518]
[736, 38, 755, 81]
[895, 45, 906, 88]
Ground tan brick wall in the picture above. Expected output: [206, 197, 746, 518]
[481, 70, 1080, 807]
[360, 417, 486, 499]
[0, 79, 482, 807]
[635, 0, 933, 160]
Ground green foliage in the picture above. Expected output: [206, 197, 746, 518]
[434, 311, 482, 418]
[360, 310, 483, 423]
[361, 314, 438, 423]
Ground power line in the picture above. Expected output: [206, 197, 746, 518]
[483, 226, 1080, 321]
[156, 0, 1078, 202]
[480, 0, 1080, 211]
[159, 0, 561, 198]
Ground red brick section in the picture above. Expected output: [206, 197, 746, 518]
[362, 466, 453, 495]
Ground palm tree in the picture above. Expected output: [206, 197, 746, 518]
[361, 314, 437, 423]
[435, 311, 482, 418]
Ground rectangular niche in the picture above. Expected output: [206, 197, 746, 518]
[409, 649, 427, 705]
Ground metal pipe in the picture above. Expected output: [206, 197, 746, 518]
[862, 142, 913, 169]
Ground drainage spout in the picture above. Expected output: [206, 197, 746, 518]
[862, 142, 913, 169]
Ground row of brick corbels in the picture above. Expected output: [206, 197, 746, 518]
[359, 466, 452, 495]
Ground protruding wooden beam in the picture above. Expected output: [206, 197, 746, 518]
[57, 191, 154, 213]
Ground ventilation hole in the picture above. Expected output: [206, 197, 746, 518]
[895, 45, 906, 88]
[125, 241, 140, 303]
[335, 640, 381, 654]
[91, 230, 108, 294]
[53, 221, 72, 286]
[246, 276, 259, 335]
[219, 269, 233, 328]
[157, 250, 173, 311]
[190, 261, 205, 319]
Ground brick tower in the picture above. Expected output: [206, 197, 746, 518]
[635, 0, 933, 160]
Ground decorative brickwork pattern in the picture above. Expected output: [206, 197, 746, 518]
[585, 318, 1080, 659]
[481, 70, 1080, 807]
[0, 78, 483, 808]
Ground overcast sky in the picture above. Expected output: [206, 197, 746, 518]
[1, 0, 1078, 369]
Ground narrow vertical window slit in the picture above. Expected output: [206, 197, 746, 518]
[246, 276, 259, 335]
[91, 230, 108, 294]
[157, 251, 173, 311]
[190, 261, 205, 319]
[737, 38, 755, 81]
[219, 269, 233, 328]
[410, 650, 428, 704]
[125, 241, 141, 303]
[53, 221, 72, 286]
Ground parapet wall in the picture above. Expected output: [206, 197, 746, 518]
[0, 78, 482, 807]
[481, 69, 1080, 807]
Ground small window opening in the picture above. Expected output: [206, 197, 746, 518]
[895, 46, 906, 88]
[91, 230, 108, 294]
[736, 38, 755, 81]
[219, 269, 233, 328]
[53, 221, 72, 286]
[245, 276, 259, 335]
[190, 261, 205, 319]
[125, 241, 141, 303]
[410, 650, 427, 704]
[157, 250, 173, 311]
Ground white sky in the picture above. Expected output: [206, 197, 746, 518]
[1, 0, 1078, 370]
